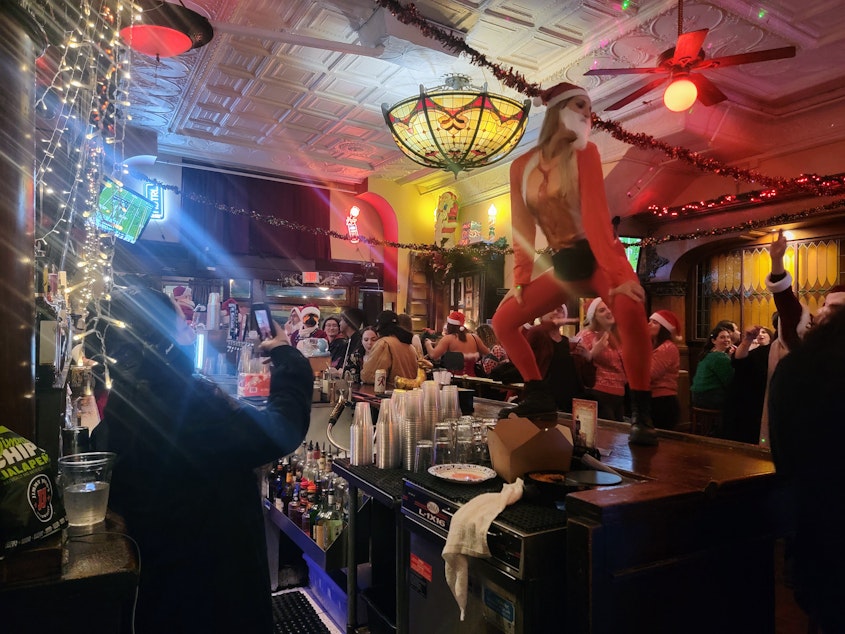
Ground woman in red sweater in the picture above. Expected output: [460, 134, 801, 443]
[648, 310, 681, 429]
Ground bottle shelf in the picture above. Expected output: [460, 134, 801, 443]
[264, 497, 371, 570]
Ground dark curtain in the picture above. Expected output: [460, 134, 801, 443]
[181, 168, 330, 260]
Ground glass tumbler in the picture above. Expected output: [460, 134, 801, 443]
[432, 423, 453, 465]
[414, 440, 434, 474]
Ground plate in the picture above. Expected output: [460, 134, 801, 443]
[428, 463, 497, 483]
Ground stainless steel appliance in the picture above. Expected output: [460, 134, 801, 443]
[401, 474, 568, 633]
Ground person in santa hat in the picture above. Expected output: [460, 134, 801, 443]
[647, 309, 681, 430]
[290, 303, 327, 348]
[490, 82, 656, 445]
[425, 310, 490, 376]
[172, 285, 195, 322]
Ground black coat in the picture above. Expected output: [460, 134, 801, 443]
[94, 344, 312, 634]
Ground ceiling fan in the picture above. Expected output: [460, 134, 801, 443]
[584, 0, 796, 111]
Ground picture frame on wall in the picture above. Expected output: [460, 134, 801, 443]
[229, 279, 252, 299]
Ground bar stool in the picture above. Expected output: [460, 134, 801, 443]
[690, 407, 723, 437]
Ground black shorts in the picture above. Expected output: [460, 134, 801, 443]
[552, 239, 596, 282]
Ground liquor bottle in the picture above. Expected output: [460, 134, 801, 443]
[287, 480, 302, 527]
[308, 482, 323, 540]
[301, 482, 318, 536]
[316, 488, 344, 549]
[280, 470, 294, 515]
[318, 442, 327, 474]
[269, 459, 285, 505]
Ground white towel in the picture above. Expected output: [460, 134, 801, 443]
[441, 478, 524, 620]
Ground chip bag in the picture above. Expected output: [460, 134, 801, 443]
[1, 425, 67, 553]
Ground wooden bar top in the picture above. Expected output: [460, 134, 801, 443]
[351, 383, 776, 502]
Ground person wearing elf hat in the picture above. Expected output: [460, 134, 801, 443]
[648, 309, 681, 430]
[290, 303, 327, 348]
[425, 310, 490, 376]
[491, 82, 656, 444]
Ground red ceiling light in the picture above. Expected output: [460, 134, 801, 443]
[120, 1, 213, 60]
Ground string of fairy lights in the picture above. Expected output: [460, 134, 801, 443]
[35, 0, 845, 313]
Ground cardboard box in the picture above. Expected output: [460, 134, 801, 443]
[487, 416, 574, 483]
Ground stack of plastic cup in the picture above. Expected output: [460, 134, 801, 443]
[350, 402, 374, 466]
[421, 380, 440, 442]
[375, 397, 401, 469]
[441, 385, 460, 422]
[401, 389, 423, 470]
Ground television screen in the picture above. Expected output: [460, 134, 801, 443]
[619, 237, 642, 273]
[94, 177, 156, 244]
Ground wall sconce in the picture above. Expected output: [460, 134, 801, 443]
[487, 204, 497, 240]
[346, 206, 360, 244]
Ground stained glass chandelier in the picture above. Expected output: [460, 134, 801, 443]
[382, 74, 530, 177]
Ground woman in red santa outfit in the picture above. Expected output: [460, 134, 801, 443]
[425, 310, 490, 376]
[491, 82, 656, 445]
[648, 309, 681, 430]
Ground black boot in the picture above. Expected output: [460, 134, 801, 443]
[498, 380, 558, 420]
[628, 389, 658, 446]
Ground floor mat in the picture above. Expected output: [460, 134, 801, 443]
[272, 590, 332, 634]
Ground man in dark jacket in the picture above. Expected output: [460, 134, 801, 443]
[92, 285, 312, 633]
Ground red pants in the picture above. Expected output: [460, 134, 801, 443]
[491, 268, 651, 391]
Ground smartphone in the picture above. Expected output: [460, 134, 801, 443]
[251, 303, 277, 341]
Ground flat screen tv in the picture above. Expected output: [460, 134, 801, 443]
[94, 177, 156, 244]
[619, 236, 642, 273]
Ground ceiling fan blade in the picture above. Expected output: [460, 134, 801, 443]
[688, 74, 727, 106]
[585, 66, 669, 76]
[672, 29, 708, 65]
[695, 46, 796, 70]
[604, 76, 670, 111]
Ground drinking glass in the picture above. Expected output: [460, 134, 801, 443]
[414, 440, 434, 474]
[57, 452, 116, 526]
[432, 423, 453, 465]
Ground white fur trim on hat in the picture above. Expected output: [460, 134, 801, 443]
[585, 298, 603, 324]
[533, 85, 589, 109]
[650, 312, 676, 334]
[300, 305, 320, 318]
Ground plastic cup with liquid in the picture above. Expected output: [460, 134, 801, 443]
[57, 452, 116, 526]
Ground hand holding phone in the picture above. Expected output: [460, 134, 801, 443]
[251, 303, 277, 341]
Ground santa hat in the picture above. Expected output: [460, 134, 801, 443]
[533, 82, 589, 109]
[584, 297, 603, 325]
[446, 310, 466, 327]
[299, 304, 321, 321]
[173, 285, 187, 298]
[650, 310, 680, 335]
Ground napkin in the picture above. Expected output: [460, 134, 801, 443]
[441, 478, 524, 620]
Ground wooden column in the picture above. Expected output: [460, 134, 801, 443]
[0, 4, 47, 439]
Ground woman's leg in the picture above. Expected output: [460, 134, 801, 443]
[492, 271, 569, 382]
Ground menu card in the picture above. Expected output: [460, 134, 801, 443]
[571, 398, 598, 450]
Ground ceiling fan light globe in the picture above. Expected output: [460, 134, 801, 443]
[664, 78, 697, 112]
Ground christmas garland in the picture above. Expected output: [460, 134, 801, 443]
[133, 171, 845, 250]
[376, 0, 834, 197]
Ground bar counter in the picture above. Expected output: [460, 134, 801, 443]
[341, 385, 785, 634]
[0, 513, 140, 632]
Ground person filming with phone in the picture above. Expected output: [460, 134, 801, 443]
[91, 284, 313, 633]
